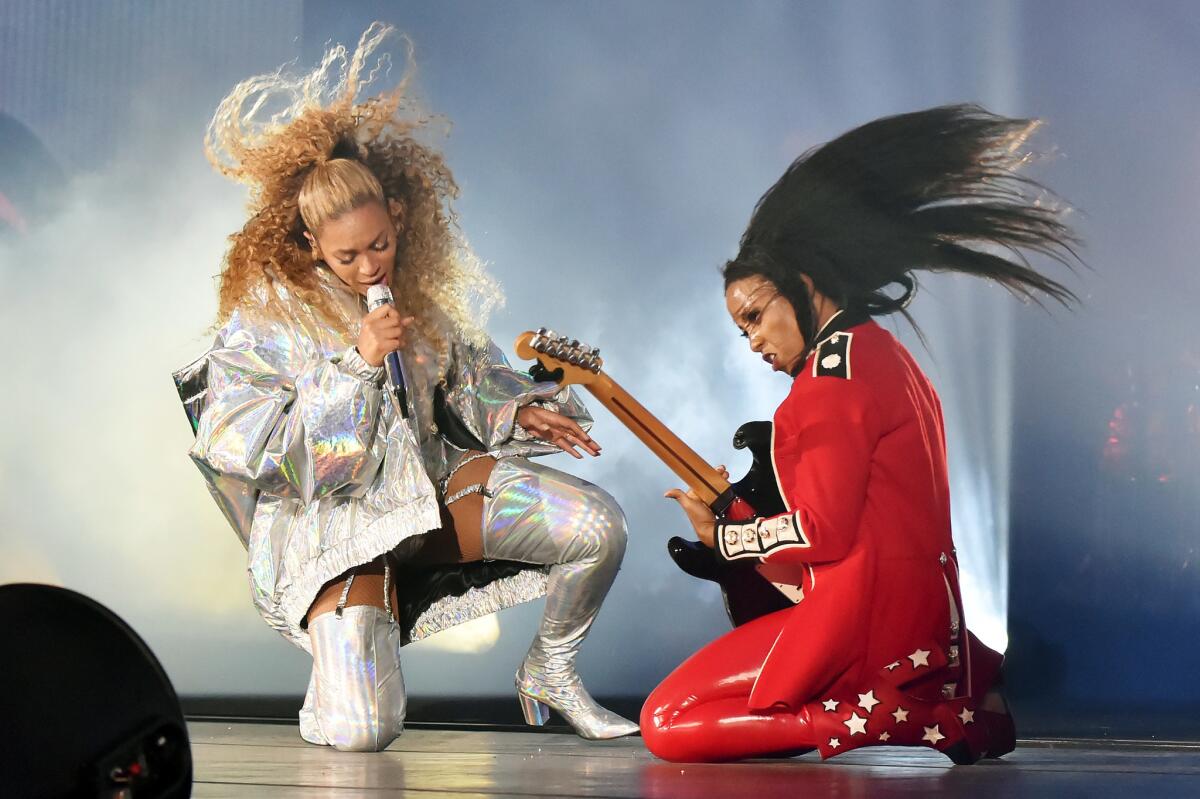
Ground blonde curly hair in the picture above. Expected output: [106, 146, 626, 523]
[205, 22, 500, 358]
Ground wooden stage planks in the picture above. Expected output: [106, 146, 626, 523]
[188, 720, 1200, 798]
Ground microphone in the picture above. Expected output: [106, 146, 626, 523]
[366, 284, 410, 419]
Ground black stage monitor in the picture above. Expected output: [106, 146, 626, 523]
[0, 583, 192, 798]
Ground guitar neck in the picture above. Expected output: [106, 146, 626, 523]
[584, 372, 731, 506]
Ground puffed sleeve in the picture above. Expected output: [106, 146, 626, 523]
[440, 337, 592, 453]
[715, 376, 882, 566]
[188, 309, 388, 504]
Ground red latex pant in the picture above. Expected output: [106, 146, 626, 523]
[640, 607, 813, 763]
[641, 607, 1008, 763]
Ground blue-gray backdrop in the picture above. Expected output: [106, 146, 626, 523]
[0, 1, 1195, 737]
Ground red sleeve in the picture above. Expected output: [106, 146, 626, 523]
[716, 374, 881, 566]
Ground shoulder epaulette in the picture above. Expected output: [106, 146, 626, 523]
[812, 332, 853, 379]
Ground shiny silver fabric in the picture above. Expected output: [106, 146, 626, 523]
[301, 605, 406, 751]
[480, 458, 639, 739]
[172, 272, 590, 648]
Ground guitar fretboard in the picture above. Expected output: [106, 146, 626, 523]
[587, 372, 730, 506]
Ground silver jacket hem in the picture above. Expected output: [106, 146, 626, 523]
[173, 274, 589, 651]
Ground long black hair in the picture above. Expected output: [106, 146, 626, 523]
[723, 104, 1081, 354]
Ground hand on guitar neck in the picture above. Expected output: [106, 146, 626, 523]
[663, 465, 730, 549]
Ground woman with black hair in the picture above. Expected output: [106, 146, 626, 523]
[642, 105, 1079, 763]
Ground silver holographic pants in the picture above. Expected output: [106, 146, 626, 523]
[480, 458, 627, 682]
[298, 457, 626, 751]
[300, 604, 406, 752]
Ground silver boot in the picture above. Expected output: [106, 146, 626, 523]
[300, 571, 407, 752]
[478, 457, 638, 739]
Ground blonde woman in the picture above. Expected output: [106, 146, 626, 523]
[174, 24, 637, 750]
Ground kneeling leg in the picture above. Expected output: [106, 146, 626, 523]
[641, 608, 817, 762]
[301, 559, 405, 752]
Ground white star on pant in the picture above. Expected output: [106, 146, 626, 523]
[843, 713, 868, 736]
[828, 737, 841, 749]
[958, 708, 975, 725]
[857, 690, 880, 713]
[922, 725, 945, 745]
[892, 707, 909, 723]
[907, 648, 931, 668]
[885, 661, 901, 671]
[879, 731, 891, 742]
[822, 699, 839, 712]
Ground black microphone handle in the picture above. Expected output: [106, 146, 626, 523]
[383, 350, 410, 419]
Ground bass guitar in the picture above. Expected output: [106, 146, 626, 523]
[515, 328, 801, 626]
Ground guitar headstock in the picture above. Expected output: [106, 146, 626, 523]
[514, 329, 604, 387]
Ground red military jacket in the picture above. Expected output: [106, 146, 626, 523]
[715, 311, 989, 713]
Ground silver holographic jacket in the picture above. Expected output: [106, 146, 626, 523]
[173, 276, 590, 650]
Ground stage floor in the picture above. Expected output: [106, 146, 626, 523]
[189, 720, 1200, 798]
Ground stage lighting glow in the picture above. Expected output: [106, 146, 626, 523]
[414, 612, 502, 654]
[901, 278, 1016, 653]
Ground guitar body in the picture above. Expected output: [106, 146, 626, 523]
[727, 421, 787, 517]
[667, 421, 797, 627]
